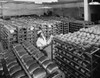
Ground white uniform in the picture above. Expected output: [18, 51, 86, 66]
[36, 34, 53, 49]
[36, 37, 47, 49]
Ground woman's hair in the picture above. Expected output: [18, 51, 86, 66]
[39, 27, 42, 30]
[37, 27, 45, 39]
[37, 32, 42, 38]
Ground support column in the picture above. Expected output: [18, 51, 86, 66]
[84, 0, 91, 21]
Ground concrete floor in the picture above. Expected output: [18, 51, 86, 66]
[0, 42, 4, 59]
[0, 42, 3, 52]
[44, 45, 52, 59]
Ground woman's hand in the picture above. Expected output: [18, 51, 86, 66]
[50, 35, 54, 39]
[40, 46, 43, 50]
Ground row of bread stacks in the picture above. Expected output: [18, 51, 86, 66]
[53, 25, 100, 78]
[8, 19, 37, 44]
[10, 15, 94, 34]
[35, 16, 74, 34]
[0, 41, 65, 78]
[9, 16, 93, 37]
[10, 16, 74, 34]
[39, 16, 94, 34]
[40, 16, 94, 34]
[0, 20, 17, 49]
[0, 15, 93, 50]
[0, 19, 37, 50]
[69, 20, 94, 33]
[1, 50, 29, 78]
[10, 16, 62, 39]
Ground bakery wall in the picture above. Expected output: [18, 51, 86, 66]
[0, 2, 47, 16]
[52, 7, 84, 20]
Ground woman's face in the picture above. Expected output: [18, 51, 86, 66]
[41, 33, 44, 36]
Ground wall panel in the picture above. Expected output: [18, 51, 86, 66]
[0, 2, 46, 16]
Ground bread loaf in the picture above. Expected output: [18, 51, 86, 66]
[42, 60, 53, 69]
[22, 57, 34, 64]
[14, 45, 24, 52]
[6, 59, 17, 66]
[21, 54, 31, 60]
[7, 62, 18, 71]
[9, 65, 21, 76]
[4, 52, 14, 58]
[23, 41, 32, 48]
[28, 63, 40, 75]
[5, 57, 16, 62]
[34, 53, 44, 60]
[38, 56, 49, 64]
[24, 59, 37, 69]
[51, 70, 65, 78]
[11, 70, 26, 78]
[32, 68, 46, 78]
[17, 51, 28, 57]
[5, 55, 15, 60]
[27, 46, 34, 51]
[46, 63, 59, 74]
[21, 54, 30, 59]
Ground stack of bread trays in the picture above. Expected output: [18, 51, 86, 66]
[22, 41, 65, 78]
[0, 21, 17, 49]
[53, 26, 100, 78]
[69, 20, 94, 33]
[2, 50, 29, 78]
[0, 17, 62, 49]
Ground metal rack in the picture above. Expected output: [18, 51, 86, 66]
[0, 17, 64, 50]
[63, 21, 69, 34]
[12, 46, 32, 78]
[22, 41, 65, 78]
[0, 19, 37, 49]
[52, 37, 100, 78]
[1, 50, 29, 78]
[69, 20, 94, 33]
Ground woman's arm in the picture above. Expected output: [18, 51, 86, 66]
[47, 35, 54, 45]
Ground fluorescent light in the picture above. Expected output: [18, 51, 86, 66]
[0, 7, 9, 9]
[14, 0, 35, 2]
[14, 0, 58, 3]
[48, 25, 51, 28]
[89, 1, 100, 5]
[10, 30, 14, 33]
[30, 27, 34, 30]
[39, 6, 52, 9]
[0, 1, 7, 2]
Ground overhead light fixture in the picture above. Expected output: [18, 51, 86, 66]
[89, 0, 100, 5]
[39, 6, 52, 9]
[35, 0, 58, 4]
[0, 7, 9, 9]
[14, 0, 35, 2]
[30, 26, 34, 30]
[14, 0, 58, 4]
[10, 30, 14, 33]
[0, 1, 7, 2]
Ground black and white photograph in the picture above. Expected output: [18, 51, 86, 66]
[0, 0, 100, 78]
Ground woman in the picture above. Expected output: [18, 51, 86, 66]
[36, 28, 53, 56]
